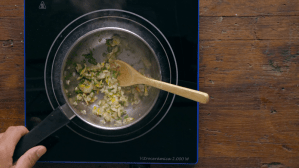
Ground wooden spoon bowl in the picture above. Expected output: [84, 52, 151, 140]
[115, 60, 209, 104]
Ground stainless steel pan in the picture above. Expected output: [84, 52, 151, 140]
[61, 27, 161, 130]
[13, 9, 178, 161]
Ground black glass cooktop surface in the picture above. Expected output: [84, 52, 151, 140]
[25, 0, 199, 164]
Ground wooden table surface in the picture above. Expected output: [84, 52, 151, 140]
[1, 0, 299, 167]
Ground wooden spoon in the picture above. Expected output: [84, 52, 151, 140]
[115, 60, 209, 104]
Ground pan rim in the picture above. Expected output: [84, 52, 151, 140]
[59, 26, 162, 130]
[44, 9, 178, 142]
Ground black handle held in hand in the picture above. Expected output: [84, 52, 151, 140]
[13, 106, 71, 162]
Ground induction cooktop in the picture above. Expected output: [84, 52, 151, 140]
[25, 0, 199, 164]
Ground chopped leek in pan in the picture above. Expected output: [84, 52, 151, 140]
[69, 36, 152, 125]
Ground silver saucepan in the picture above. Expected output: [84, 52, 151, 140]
[13, 9, 178, 161]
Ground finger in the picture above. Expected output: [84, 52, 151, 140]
[15, 145, 47, 168]
[1, 126, 29, 155]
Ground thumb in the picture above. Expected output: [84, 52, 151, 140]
[14, 145, 47, 168]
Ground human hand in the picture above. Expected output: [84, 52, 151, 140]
[0, 126, 47, 168]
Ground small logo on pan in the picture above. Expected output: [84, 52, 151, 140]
[39, 1, 46, 9]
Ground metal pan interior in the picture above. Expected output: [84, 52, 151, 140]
[60, 27, 161, 130]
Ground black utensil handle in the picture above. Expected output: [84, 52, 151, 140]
[13, 106, 71, 162]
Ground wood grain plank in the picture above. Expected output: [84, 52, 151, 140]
[0, 17, 24, 41]
[198, 39, 299, 167]
[0, 0, 23, 17]
[0, 41, 24, 94]
[0, 38, 24, 123]
[200, 16, 256, 40]
[256, 16, 299, 40]
[200, 16, 299, 40]
[200, 40, 299, 86]
[197, 157, 262, 168]
[0, 40, 23, 54]
[0, 100, 24, 118]
[197, 157, 298, 168]
[0, 5, 23, 17]
[0, 0, 23, 6]
[0, 118, 24, 132]
[199, 110, 299, 155]
[200, 0, 299, 16]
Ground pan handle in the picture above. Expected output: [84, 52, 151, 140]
[13, 104, 75, 162]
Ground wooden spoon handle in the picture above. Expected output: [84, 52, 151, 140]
[142, 77, 209, 104]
